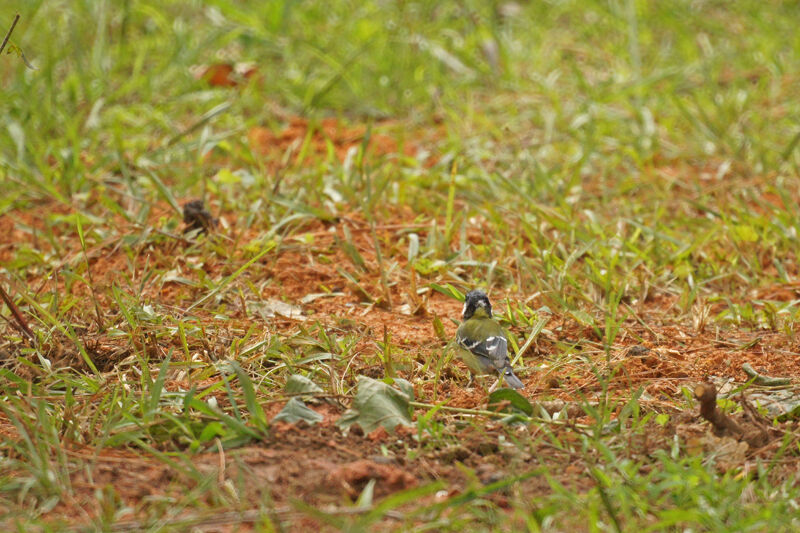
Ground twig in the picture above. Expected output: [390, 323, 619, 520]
[0, 283, 35, 341]
[694, 382, 772, 448]
[0, 14, 20, 56]
[742, 363, 791, 387]
[694, 382, 742, 435]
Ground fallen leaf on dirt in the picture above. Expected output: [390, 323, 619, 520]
[285, 374, 323, 395]
[194, 62, 257, 87]
[248, 299, 305, 321]
[300, 292, 345, 304]
[746, 388, 800, 421]
[337, 376, 414, 433]
[272, 398, 323, 425]
[161, 269, 197, 286]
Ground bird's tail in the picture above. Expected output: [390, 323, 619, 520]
[502, 367, 524, 389]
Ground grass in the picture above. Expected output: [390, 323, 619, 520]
[2, 0, 800, 530]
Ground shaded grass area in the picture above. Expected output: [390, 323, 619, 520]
[2, 0, 800, 530]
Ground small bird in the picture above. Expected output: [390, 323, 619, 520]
[455, 290, 524, 389]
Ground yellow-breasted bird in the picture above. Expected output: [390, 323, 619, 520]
[455, 290, 524, 389]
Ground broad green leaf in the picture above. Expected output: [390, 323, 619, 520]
[488, 388, 533, 416]
[272, 398, 323, 425]
[337, 376, 414, 433]
[285, 374, 323, 395]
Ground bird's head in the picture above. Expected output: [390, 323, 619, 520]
[462, 289, 493, 320]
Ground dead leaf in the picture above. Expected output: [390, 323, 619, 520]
[247, 299, 305, 321]
[193, 62, 257, 87]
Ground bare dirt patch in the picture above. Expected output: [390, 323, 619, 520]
[3, 132, 800, 528]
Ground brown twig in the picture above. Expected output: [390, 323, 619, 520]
[694, 382, 772, 448]
[694, 382, 742, 435]
[0, 14, 20, 56]
[0, 283, 35, 341]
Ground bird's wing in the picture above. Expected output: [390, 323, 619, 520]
[456, 332, 509, 370]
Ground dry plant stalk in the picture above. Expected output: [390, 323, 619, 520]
[694, 382, 743, 435]
[0, 283, 35, 341]
[0, 14, 20, 56]
[694, 382, 771, 448]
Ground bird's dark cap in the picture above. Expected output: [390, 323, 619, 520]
[462, 289, 492, 320]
